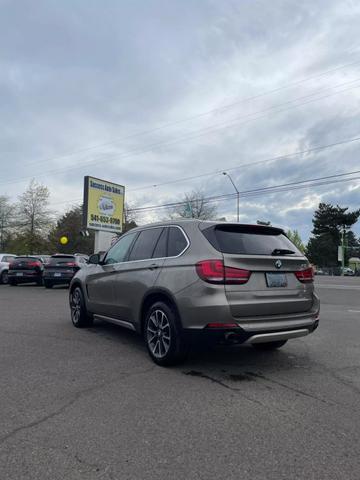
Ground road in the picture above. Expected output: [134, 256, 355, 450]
[0, 277, 359, 480]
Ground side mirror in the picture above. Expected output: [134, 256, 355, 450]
[88, 253, 101, 265]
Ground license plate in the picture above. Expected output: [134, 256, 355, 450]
[16, 272, 23, 277]
[266, 273, 287, 288]
[54, 272, 62, 277]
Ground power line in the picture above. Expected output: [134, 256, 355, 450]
[2, 79, 360, 188]
[128, 135, 360, 192]
[127, 170, 360, 213]
[5, 56, 360, 170]
[47, 134, 360, 207]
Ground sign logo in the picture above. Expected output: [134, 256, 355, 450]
[98, 196, 115, 216]
[275, 260, 282, 269]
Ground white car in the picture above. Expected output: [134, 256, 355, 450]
[342, 267, 355, 276]
[0, 253, 17, 284]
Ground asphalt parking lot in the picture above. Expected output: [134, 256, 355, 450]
[0, 278, 359, 480]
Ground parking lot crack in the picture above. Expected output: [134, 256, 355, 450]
[183, 370, 266, 407]
[246, 372, 335, 405]
[0, 366, 155, 447]
[0, 383, 104, 446]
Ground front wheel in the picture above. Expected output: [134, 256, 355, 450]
[144, 301, 188, 366]
[70, 286, 93, 328]
[252, 340, 287, 351]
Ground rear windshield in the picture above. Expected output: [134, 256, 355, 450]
[15, 256, 42, 261]
[48, 256, 75, 265]
[202, 225, 302, 256]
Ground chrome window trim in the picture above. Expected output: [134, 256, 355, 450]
[104, 225, 190, 266]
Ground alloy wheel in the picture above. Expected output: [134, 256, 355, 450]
[71, 289, 81, 324]
[147, 309, 171, 359]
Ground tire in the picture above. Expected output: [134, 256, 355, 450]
[44, 280, 53, 289]
[144, 301, 188, 366]
[70, 286, 93, 328]
[0, 270, 9, 285]
[36, 278, 43, 286]
[252, 340, 287, 351]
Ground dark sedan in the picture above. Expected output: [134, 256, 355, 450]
[43, 254, 87, 288]
[8, 256, 44, 286]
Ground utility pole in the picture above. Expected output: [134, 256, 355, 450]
[341, 226, 346, 275]
[222, 172, 239, 222]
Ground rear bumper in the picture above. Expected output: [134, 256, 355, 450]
[183, 319, 319, 346]
[43, 275, 73, 284]
[8, 271, 42, 283]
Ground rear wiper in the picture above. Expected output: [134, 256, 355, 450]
[271, 248, 295, 255]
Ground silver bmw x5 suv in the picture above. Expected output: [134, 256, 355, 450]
[69, 220, 320, 366]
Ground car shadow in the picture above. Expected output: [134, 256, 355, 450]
[89, 320, 310, 380]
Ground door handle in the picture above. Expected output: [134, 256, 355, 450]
[148, 263, 159, 270]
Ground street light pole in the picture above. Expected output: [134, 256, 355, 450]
[223, 172, 239, 222]
[341, 226, 346, 275]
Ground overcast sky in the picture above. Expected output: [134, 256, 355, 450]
[1, 0, 360, 240]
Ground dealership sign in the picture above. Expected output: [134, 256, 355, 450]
[83, 176, 125, 233]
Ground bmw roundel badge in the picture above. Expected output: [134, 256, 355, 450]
[275, 260, 282, 269]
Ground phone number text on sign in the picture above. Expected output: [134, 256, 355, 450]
[90, 214, 121, 225]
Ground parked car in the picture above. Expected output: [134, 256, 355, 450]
[69, 220, 320, 366]
[8, 256, 45, 286]
[43, 254, 88, 288]
[0, 253, 17, 284]
[342, 267, 355, 276]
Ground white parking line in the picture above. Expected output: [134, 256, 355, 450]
[348, 310, 360, 313]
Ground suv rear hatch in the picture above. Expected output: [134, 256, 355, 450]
[201, 224, 314, 317]
[45, 256, 79, 273]
[10, 257, 43, 271]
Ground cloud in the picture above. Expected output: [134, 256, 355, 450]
[0, 0, 360, 242]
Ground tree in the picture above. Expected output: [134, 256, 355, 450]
[286, 229, 305, 253]
[48, 205, 95, 255]
[0, 196, 13, 251]
[123, 203, 138, 233]
[171, 190, 217, 220]
[16, 179, 53, 254]
[306, 203, 360, 267]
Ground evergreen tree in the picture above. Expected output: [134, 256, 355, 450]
[307, 203, 360, 267]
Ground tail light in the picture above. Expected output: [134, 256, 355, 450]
[27, 261, 41, 267]
[65, 262, 76, 267]
[196, 260, 251, 285]
[294, 267, 314, 283]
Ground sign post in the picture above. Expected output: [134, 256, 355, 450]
[83, 176, 125, 252]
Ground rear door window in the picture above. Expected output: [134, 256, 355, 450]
[168, 227, 188, 257]
[129, 228, 163, 261]
[203, 225, 302, 256]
